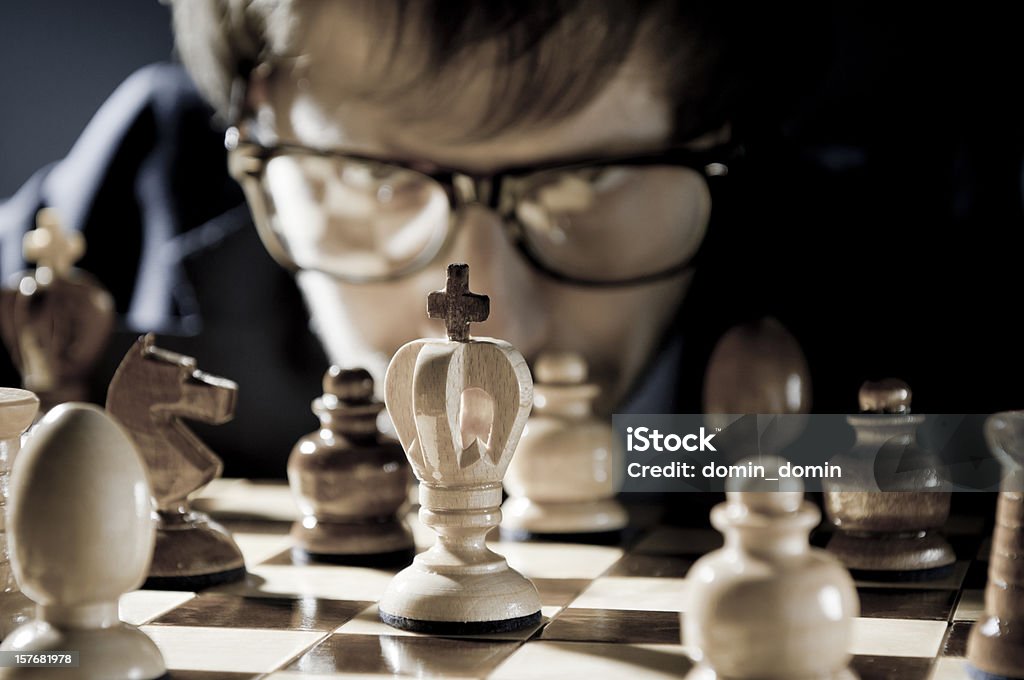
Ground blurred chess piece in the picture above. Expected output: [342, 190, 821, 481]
[967, 411, 1024, 679]
[0, 388, 38, 640]
[0, 208, 114, 412]
[288, 366, 414, 565]
[106, 334, 244, 590]
[703, 317, 811, 415]
[823, 380, 955, 579]
[380, 264, 541, 634]
[502, 351, 627, 542]
[0, 403, 166, 679]
[703, 317, 810, 447]
[685, 457, 859, 679]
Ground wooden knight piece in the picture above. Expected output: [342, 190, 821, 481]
[823, 379, 955, 579]
[288, 366, 414, 565]
[0, 208, 114, 411]
[379, 263, 541, 634]
[967, 411, 1024, 679]
[106, 334, 244, 590]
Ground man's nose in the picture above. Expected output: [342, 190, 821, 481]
[435, 205, 548, 359]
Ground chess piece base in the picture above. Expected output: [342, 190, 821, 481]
[379, 610, 541, 635]
[0, 620, 166, 679]
[826, 530, 956, 579]
[379, 560, 541, 634]
[145, 507, 246, 590]
[290, 516, 414, 558]
[501, 496, 628, 537]
[684, 663, 859, 680]
[967, 615, 1024, 680]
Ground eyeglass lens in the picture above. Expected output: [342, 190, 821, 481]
[257, 154, 711, 282]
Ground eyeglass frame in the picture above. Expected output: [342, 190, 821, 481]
[226, 125, 740, 287]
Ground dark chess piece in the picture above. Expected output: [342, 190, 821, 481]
[288, 366, 414, 566]
[106, 334, 245, 590]
[823, 379, 955, 580]
[703, 317, 811, 416]
[0, 208, 114, 412]
[702, 317, 811, 450]
[967, 411, 1024, 680]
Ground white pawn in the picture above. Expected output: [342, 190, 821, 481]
[503, 351, 627, 539]
[685, 457, 859, 680]
[0, 403, 165, 679]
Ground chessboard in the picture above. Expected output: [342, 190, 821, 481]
[112, 480, 992, 680]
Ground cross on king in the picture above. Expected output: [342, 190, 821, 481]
[427, 264, 490, 342]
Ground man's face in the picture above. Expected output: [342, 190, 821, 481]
[246, 4, 713, 413]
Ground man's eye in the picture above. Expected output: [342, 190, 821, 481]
[338, 163, 406, 189]
[533, 174, 594, 213]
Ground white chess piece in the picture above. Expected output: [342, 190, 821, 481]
[0, 403, 166, 679]
[685, 457, 859, 679]
[379, 264, 541, 634]
[503, 351, 628, 538]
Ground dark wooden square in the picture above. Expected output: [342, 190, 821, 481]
[962, 559, 990, 590]
[606, 553, 694, 578]
[150, 593, 372, 631]
[288, 633, 519, 676]
[167, 673, 261, 680]
[856, 587, 958, 620]
[541, 608, 680, 645]
[849, 655, 934, 680]
[943, 621, 973, 658]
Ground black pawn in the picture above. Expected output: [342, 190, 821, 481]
[288, 367, 415, 566]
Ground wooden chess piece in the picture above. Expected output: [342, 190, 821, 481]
[967, 411, 1024, 679]
[702, 317, 811, 457]
[0, 208, 114, 412]
[106, 334, 244, 590]
[502, 351, 627, 542]
[703, 317, 811, 415]
[379, 263, 541, 634]
[0, 403, 166, 679]
[823, 379, 955, 579]
[288, 366, 414, 565]
[0, 388, 39, 640]
[685, 457, 859, 679]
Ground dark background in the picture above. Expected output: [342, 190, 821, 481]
[0, 0, 173, 197]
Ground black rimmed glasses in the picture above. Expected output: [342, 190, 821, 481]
[226, 126, 738, 286]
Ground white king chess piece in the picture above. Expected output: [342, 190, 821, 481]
[379, 263, 541, 634]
